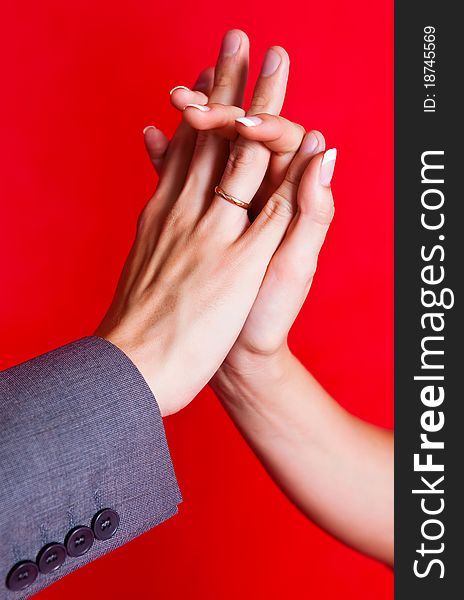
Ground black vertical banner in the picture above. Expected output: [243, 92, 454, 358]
[395, 4, 462, 599]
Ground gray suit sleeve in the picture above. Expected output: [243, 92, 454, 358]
[0, 336, 182, 599]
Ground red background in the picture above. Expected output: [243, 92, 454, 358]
[0, 0, 393, 598]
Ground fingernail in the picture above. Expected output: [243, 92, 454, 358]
[319, 148, 337, 186]
[260, 48, 282, 77]
[301, 131, 319, 154]
[170, 85, 190, 95]
[143, 125, 157, 135]
[220, 30, 241, 57]
[184, 103, 210, 112]
[235, 116, 263, 127]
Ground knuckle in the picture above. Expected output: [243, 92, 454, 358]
[226, 141, 258, 172]
[213, 72, 233, 90]
[263, 191, 295, 221]
[136, 213, 147, 234]
[283, 124, 306, 151]
[193, 212, 218, 243]
[249, 94, 268, 112]
[304, 258, 318, 282]
[136, 197, 159, 232]
[295, 123, 306, 138]
[276, 255, 318, 289]
[194, 131, 215, 151]
[283, 165, 302, 187]
[163, 202, 192, 233]
[306, 197, 335, 226]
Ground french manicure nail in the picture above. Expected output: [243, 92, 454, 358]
[319, 148, 337, 186]
[301, 131, 319, 154]
[235, 116, 263, 127]
[143, 125, 157, 135]
[184, 103, 210, 112]
[220, 30, 241, 57]
[260, 48, 282, 77]
[170, 85, 190, 95]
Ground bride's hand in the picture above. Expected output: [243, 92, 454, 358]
[144, 84, 336, 377]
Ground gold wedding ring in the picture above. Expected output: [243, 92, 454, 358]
[214, 186, 250, 210]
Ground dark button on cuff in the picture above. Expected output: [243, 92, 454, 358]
[36, 542, 67, 574]
[65, 526, 94, 557]
[6, 560, 39, 591]
[92, 508, 120, 540]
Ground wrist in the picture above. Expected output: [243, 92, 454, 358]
[95, 322, 222, 418]
[94, 325, 170, 415]
[212, 343, 295, 408]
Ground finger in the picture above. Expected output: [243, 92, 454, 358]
[273, 156, 335, 288]
[248, 47, 290, 116]
[207, 46, 290, 237]
[155, 67, 214, 199]
[143, 126, 170, 174]
[209, 30, 249, 106]
[192, 68, 215, 95]
[244, 147, 335, 341]
[245, 146, 337, 265]
[263, 148, 336, 328]
[169, 66, 215, 109]
[250, 129, 326, 222]
[234, 114, 306, 153]
[170, 87, 209, 110]
[235, 113, 310, 194]
[179, 30, 250, 211]
[182, 102, 244, 139]
[172, 104, 321, 210]
[180, 108, 305, 148]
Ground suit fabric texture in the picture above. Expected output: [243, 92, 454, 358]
[0, 336, 181, 599]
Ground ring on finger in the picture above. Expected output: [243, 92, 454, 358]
[214, 185, 250, 210]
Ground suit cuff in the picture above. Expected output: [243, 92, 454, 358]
[0, 336, 181, 598]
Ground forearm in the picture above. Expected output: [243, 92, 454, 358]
[212, 347, 393, 565]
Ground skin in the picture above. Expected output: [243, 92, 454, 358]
[95, 30, 332, 419]
[139, 30, 393, 565]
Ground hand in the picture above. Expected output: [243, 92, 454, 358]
[96, 30, 321, 416]
[144, 83, 336, 382]
[143, 65, 396, 569]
